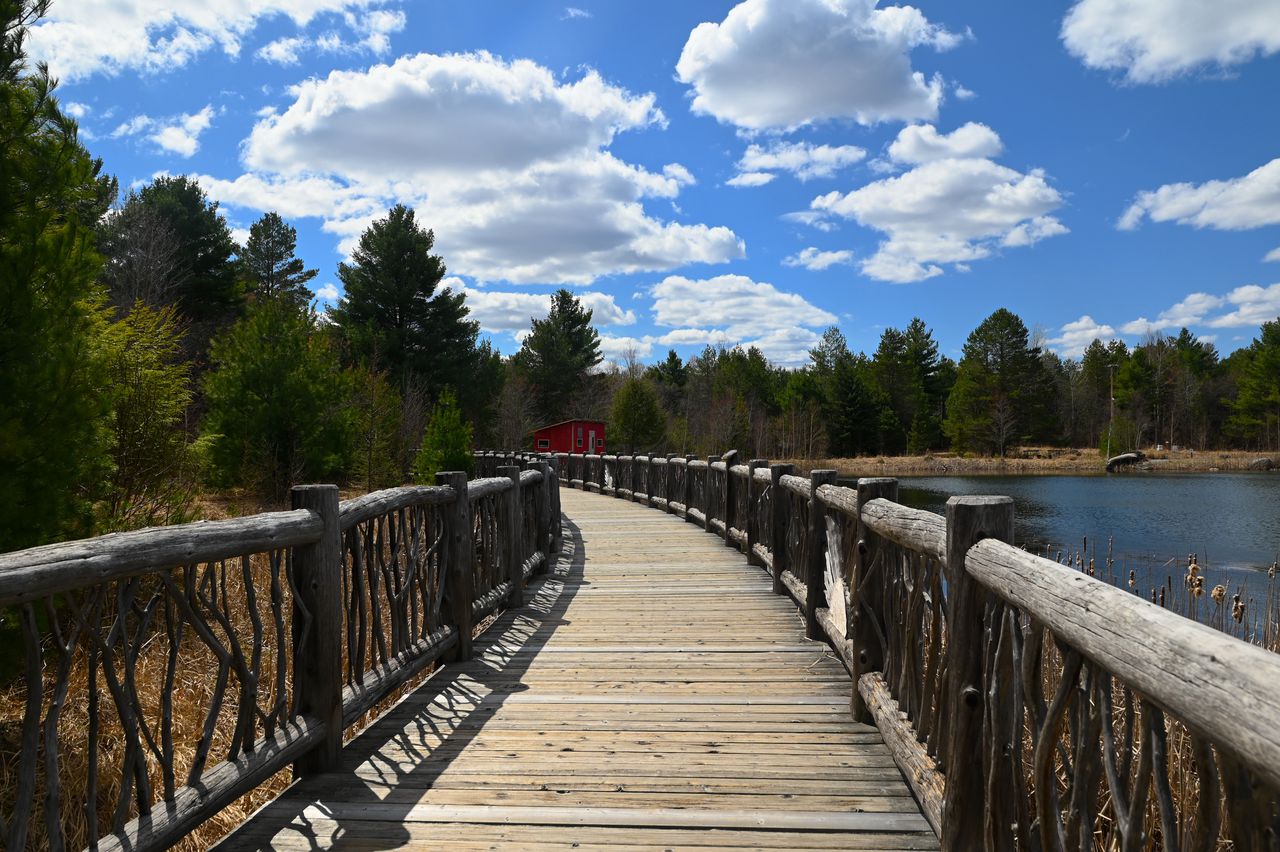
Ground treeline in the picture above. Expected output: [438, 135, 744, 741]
[605, 308, 1280, 462]
[5, 2, 1280, 557]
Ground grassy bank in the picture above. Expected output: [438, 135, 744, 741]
[785, 447, 1280, 477]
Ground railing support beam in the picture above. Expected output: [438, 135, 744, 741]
[804, 469, 837, 640]
[498, 465, 524, 608]
[940, 495, 1014, 852]
[289, 484, 343, 778]
[851, 477, 897, 723]
[437, 471, 474, 661]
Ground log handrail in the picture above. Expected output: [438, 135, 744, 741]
[549, 448, 1280, 849]
[0, 460, 561, 852]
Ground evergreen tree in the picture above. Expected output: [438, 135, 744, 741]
[827, 354, 881, 456]
[944, 309, 1054, 455]
[99, 304, 201, 530]
[610, 376, 666, 454]
[0, 1, 115, 549]
[203, 299, 352, 500]
[131, 176, 239, 326]
[516, 288, 602, 423]
[349, 364, 403, 491]
[412, 389, 475, 481]
[646, 349, 689, 413]
[239, 211, 317, 308]
[330, 204, 480, 401]
[1227, 319, 1280, 450]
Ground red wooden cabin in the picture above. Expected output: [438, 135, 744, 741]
[533, 419, 606, 454]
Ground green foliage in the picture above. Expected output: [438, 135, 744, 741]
[203, 298, 352, 500]
[330, 204, 480, 402]
[412, 389, 474, 482]
[0, 3, 115, 550]
[239, 211, 317, 309]
[348, 364, 403, 491]
[610, 376, 666, 454]
[944, 308, 1054, 456]
[99, 304, 201, 530]
[1227, 319, 1280, 449]
[515, 289, 602, 423]
[131, 176, 239, 324]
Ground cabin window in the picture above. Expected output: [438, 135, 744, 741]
[537, 438, 550, 449]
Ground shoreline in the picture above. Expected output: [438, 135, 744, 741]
[784, 448, 1280, 478]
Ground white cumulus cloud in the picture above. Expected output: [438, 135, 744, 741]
[112, 105, 216, 157]
[198, 52, 742, 284]
[1047, 315, 1118, 357]
[455, 284, 636, 333]
[887, 122, 1002, 164]
[675, 0, 962, 131]
[26, 0, 399, 81]
[783, 247, 856, 271]
[727, 172, 776, 188]
[736, 141, 867, 182]
[809, 124, 1067, 282]
[1120, 285, 1280, 334]
[1061, 0, 1280, 83]
[1118, 158, 1280, 236]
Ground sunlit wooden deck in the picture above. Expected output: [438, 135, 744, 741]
[216, 488, 936, 850]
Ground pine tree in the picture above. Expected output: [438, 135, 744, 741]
[515, 289, 602, 423]
[944, 308, 1053, 456]
[412, 389, 475, 481]
[611, 376, 666, 454]
[203, 299, 352, 499]
[0, 1, 115, 550]
[99, 304, 200, 530]
[330, 205, 480, 402]
[240, 211, 317, 309]
[1227, 319, 1280, 450]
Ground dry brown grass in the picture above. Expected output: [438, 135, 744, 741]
[786, 448, 1280, 477]
[0, 484, 469, 852]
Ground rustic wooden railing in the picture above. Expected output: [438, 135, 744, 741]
[550, 449, 1280, 850]
[0, 459, 559, 851]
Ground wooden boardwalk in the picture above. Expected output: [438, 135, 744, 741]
[217, 489, 936, 850]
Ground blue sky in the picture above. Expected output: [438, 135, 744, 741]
[31, 0, 1280, 365]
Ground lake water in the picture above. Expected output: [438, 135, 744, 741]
[839, 472, 1280, 593]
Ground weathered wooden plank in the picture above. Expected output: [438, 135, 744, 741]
[338, 484, 455, 529]
[0, 510, 322, 605]
[966, 536, 1280, 793]
[860, 672, 944, 837]
[220, 485, 934, 851]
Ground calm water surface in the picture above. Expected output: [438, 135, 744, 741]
[840, 472, 1280, 589]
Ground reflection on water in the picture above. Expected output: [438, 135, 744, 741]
[838, 472, 1280, 593]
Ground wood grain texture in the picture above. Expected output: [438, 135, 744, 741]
[0, 510, 321, 605]
[217, 488, 936, 851]
[966, 537, 1280, 793]
[860, 672, 944, 837]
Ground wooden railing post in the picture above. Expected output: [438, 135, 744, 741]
[527, 460, 550, 572]
[631, 455, 641, 503]
[745, 459, 767, 565]
[683, 454, 696, 523]
[498, 465, 524, 608]
[437, 471, 474, 661]
[940, 496, 1014, 852]
[721, 450, 739, 546]
[546, 456, 562, 553]
[702, 455, 716, 530]
[769, 463, 794, 594]
[805, 470, 837, 640]
[647, 454, 656, 506]
[289, 484, 343, 777]
[851, 477, 897, 723]
[665, 454, 677, 514]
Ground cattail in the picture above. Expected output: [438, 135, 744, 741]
[1233, 594, 1245, 623]
[1212, 584, 1226, 604]
[1128, 570, 1136, 589]
[1159, 587, 1166, 607]
[1270, 561, 1277, 580]
[1150, 588, 1157, 604]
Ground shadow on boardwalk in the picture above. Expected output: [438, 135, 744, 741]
[216, 492, 934, 850]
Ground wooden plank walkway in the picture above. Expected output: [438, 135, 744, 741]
[216, 489, 937, 850]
